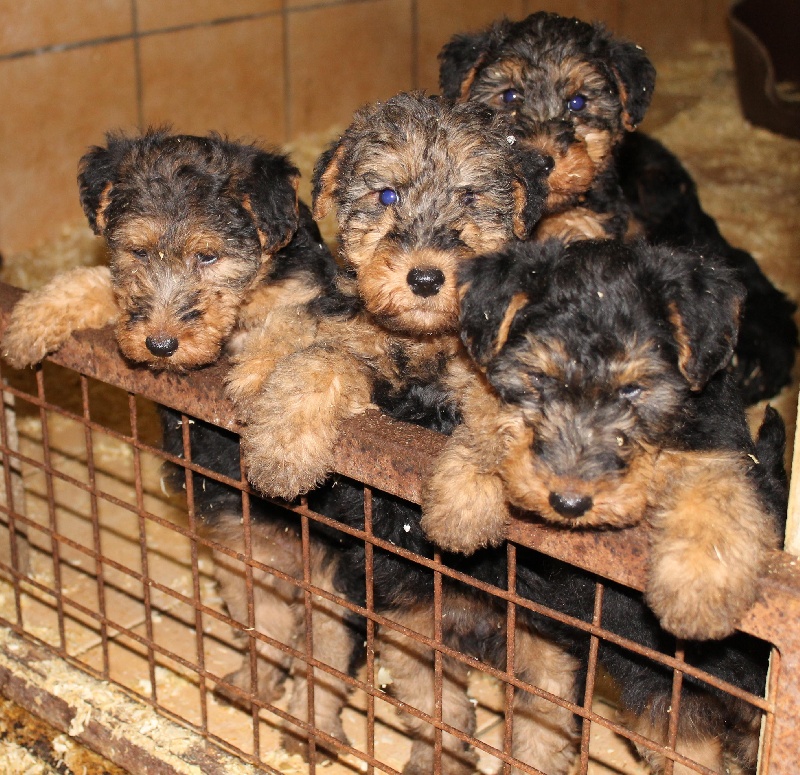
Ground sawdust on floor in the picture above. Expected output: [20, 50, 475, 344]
[0, 40, 796, 775]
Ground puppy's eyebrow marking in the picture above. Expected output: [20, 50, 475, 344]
[494, 292, 529, 355]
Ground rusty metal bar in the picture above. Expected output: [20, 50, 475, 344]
[2, 280, 800, 775]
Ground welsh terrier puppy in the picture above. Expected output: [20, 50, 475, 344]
[2, 128, 335, 373]
[439, 11, 797, 402]
[1, 129, 347, 757]
[160, 411, 359, 761]
[617, 131, 798, 403]
[422, 238, 780, 644]
[235, 92, 549, 501]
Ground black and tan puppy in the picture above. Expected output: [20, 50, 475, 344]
[0, 128, 347, 757]
[236, 92, 549, 500]
[438, 11, 797, 402]
[439, 11, 654, 243]
[422, 239, 779, 643]
[2, 128, 334, 373]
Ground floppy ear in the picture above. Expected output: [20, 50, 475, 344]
[608, 38, 656, 130]
[311, 138, 348, 221]
[458, 242, 559, 368]
[78, 135, 133, 235]
[240, 151, 300, 254]
[438, 29, 495, 99]
[511, 148, 550, 238]
[650, 245, 744, 390]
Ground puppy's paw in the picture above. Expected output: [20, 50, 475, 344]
[239, 345, 372, 500]
[647, 451, 776, 640]
[2, 311, 58, 368]
[281, 723, 348, 764]
[645, 540, 762, 641]
[401, 746, 479, 775]
[242, 419, 335, 500]
[3, 266, 117, 368]
[214, 662, 287, 709]
[421, 437, 509, 554]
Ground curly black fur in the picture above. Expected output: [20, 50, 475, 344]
[618, 132, 798, 403]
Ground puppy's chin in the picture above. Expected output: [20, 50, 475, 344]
[370, 306, 459, 337]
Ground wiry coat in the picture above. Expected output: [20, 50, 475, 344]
[3, 129, 336, 372]
[438, 11, 797, 403]
[236, 93, 550, 501]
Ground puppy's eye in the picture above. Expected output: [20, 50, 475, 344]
[130, 248, 148, 261]
[378, 187, 399, 206]
[461, 189, 476, 206]
[619, 383, 643, 400]
[195, 253, 219, 265]
[501, 88, 521, 105]
[526, 371, 550, 391]
[567, 94, 587, 112]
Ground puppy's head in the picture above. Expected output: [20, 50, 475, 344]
[78, 129, 300, 370]
[439, 12, 655, 212]
[311, 92, 549, 336]
[458, 239, 743, 527]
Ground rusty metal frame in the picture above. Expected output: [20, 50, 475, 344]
[0, 280, 799, 774]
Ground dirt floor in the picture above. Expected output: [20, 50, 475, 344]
[0, 41, 798, 775]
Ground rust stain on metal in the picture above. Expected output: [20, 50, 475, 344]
[4, 279, 800, 774]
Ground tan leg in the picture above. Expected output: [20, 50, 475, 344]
[622, 698, 729, 775]
[226, 296, 321, 407]
[283, 548, 354, 761]
[377, 606, 479, 775]
[2, 266, 118, 368]
[646, 450, 778, 640]
[510, 622, 578, 775]
[208, 514, 303, 706]
[240, 344, 373, 500]
[421, 424, 509, 554]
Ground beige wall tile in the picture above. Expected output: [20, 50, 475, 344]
[416, 0, 525, 93]
[287, 0, 413, 136]
[0, 42, 138, 254]
[617, 0, 704, 55]
[136, 0, 281, 33]
[523, 0, 621, 27]
[0, 0, 132, 56]
[139, 18, 286, 145]
[285, 0, 340, 10]
[703, 0, 733, 42]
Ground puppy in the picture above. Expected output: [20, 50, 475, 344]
[3, 128, 335, 373]
[438, 11, 797, 402]
[422, 238, 779, 643]
[235, 92, 549, 501]
[617, 131, 798, 403]
[1, 128, 349, 758]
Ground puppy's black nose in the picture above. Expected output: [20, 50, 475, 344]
[549, 492, 593, 518]
[145, 335, 179, 357]
[407, 267, 445, 297]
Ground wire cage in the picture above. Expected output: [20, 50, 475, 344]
[1, 279, 800, 775]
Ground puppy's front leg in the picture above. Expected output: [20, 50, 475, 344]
[421, 422, 509, 554]
[240, 343, 373, 500]
[646, 450, 777, 640]
[2, 266, 118, 368]
[226, 309, 320, 407]
[421, 366, 511, 554]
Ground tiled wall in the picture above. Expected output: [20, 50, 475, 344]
[0, 0, 732, 255]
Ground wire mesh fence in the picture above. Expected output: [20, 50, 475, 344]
[0, 281, 799, 775]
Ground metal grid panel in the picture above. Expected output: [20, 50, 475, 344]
[0, 283, 798, 775]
